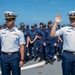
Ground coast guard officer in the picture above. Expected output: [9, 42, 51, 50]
[0, 11, 25, 75]
[50, 11, 75, 75]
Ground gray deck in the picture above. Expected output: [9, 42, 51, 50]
[0, 59, 62, 75]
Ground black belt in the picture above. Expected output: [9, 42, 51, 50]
[1, 51, 19, 55]
[64, 50, 75, 54]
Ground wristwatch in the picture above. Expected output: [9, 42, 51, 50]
[20, 59, 24, 62]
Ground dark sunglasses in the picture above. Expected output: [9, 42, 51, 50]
[6, 18, 15, 22]
[69, 18, 75, 20]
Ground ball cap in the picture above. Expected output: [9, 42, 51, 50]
[68, 11, 75, 18]
[20, 22, 25, 27]
[39, 22, 43, 25]
[4, 11, 18, 19]
[48, 20, 52, 24]
[31, 25, 34, 28]
[26, 24, 29, 27]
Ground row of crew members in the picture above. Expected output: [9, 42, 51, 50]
[19, 21, 63, 64]
[0, 21, 63, 64]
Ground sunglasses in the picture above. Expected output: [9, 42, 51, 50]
[69, 18, 75, 20]
[6, 18, 15, 22]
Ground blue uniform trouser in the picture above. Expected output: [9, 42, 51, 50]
[39, 44, 45, 59]
[1, 52, 20, 75]
[24, 44, 29, 61]
[45, 44, 55, 60]
[29, 42, 37, 58]
[58, 42, 63, 55]
[62, 51, 75, 75]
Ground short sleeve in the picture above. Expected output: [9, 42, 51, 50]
[19, 32, 25, 45]
[56, 27, 64, 36]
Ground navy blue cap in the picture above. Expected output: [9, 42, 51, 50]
[26, 24, 29, 27]
[34, 23, 37, 26]
[39, 22, 43, 25]
[31, 25, 34, 28]
[43, 23, 46, 28]
[20, 22, 25, 27]
[48, 20, 52, 24]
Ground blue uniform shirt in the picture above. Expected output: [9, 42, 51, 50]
[37, 28, 46, 44]
[28, 29, 37, 41]
[46, 28, 55, 44]
[24, 29, 30, 43]
[40, 29, 46, 44]
[0, 27, 25, 52]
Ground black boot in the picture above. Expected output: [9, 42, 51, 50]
[45, 60, 49, 65]
[57, 55, 61, 61]
[34, 57, 37, 61]
[50, 58, 56, 65]
[38, 57, 43, 62]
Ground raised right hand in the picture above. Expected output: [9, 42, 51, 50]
[55, 14, 62, 23]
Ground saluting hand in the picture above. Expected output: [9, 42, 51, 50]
[55, 14, 62, 23]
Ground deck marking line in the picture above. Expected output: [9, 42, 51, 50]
[0, 61, 45, 74]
